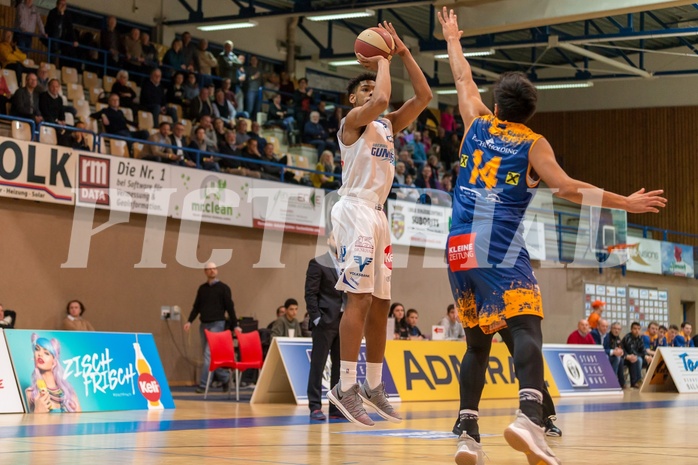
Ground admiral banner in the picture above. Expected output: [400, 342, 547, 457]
[75, 152, 172, 216]
[0, 330, 25, 413]
[4, 330, 174, 413]
[625, 237, 662, 274]
[641, 347, 698, 393]
[661, 242, 694, 278]
[387, 199, 451, 250]
[251, 179, 325, 235]
[383, 341, 559, 402]
[169, 167, 253, 227]
[542, 344, 623, 396]
[251, 338, 399, 404]
[0, 136, 75, 204]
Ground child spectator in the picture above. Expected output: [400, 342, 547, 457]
[403, 309, 425, 340]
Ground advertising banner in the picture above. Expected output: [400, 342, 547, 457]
[75, 152, 172, 216]
[625, 237, 662, 274]
[382, 341, 559, 402]
[4, 330, 174, 413]
[542, 344, 623, 396]
[251, 179, 325, 235]
[661, 242, 694, 278]
[0, 136, 75, 204]
[251, 338, 398, 404]
[387, 199, 451, 250]
[169, 167, 253, 227]
[0, 330, 25, 413]
[641, 347, 698, 393]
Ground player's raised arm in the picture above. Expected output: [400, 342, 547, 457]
[437, 7, 491, 125]
[529, 137, 667, 213]
[381, 21, 433, 133]
[343, 54, 391, 133]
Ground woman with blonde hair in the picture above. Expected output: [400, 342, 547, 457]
[311, 150, 340, 189]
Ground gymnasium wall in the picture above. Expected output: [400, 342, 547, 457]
[1, 195, 695, 384]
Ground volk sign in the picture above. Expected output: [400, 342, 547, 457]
[0, 137, 75, 204]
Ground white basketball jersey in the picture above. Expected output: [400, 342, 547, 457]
[337, 117, 396, 204]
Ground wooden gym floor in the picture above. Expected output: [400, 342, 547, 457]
[1, 388, 697, 465]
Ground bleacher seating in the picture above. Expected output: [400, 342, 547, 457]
[61, 67, 79, 85]
[2, 69, 18, 94]
[11, 121, 32, 142]
[39, 126, 57, 145]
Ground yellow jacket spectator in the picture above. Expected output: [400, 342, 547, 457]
[0, 30, 27, 67]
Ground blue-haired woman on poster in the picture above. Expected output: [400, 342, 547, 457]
[25, 333, 81, 413]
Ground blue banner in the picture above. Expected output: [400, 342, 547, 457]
[5, 330, 174, 413]
[275, 338, 399, 402]
[542, 344, 622, 396]
[661, 242, 694, 278]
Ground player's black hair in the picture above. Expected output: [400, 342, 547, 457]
[347, 72, 377, 95]
[493, 71, 538, 124]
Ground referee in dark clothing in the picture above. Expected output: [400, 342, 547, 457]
[184, 262, 238, 393]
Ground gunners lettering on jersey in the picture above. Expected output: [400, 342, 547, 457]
[371, 144, 394, 162]
[471, 134, 518, 155]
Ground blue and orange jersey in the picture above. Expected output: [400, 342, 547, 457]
[453, 115, 542, 228]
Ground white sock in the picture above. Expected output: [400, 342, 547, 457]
[340, 361, 357, 392]
[366, 362, 383, 389]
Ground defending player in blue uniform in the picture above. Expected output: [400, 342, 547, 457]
[438, 7, 667, 465]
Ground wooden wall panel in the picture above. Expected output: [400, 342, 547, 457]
[529, 107, 698, 244]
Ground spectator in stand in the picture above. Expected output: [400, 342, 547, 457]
[0, 304, 17, 329]
[667, 324, 679, 346]
[78, 30, 101, 74]
[11, 72, 42, 123]
[217, 40, 242, 87]
[197, 114, 217, 147]
[111, 70, 137, 110]
[303, 111, 337, 156]
[35, 66, 50, 93]
[266, 93, 295, 132]
[271, 298, 302, 338]
[260, 142, 294, 182]
[409, 131, 427, 170]
[244, 55, 263, 120]
[311, 150, 340, 189]
[622, 321, 652, 388]
[169, 122, 191, 165]
[441, 172, 453, 194]
[441, 132, 461, 165]
[189, 86, 213, 121]
[211, 117, 227, 148]
[393, 161, 407, 186]
[14, 0, 47, 50]
[642, 321, 664, 357]
[122, 28, 144, 72]
[591, 318, 609, 345]
[182, 72, 200, 103]
[567, 319, 595, 344]
[187, 126, 219, 171]
[140, 32, 159, 70]
[279, 70, 295, 97]
[212, 89, 236, 127]
[140, 122, 181, 164]
[240, 138, 264, 176]
[398, 150, 417, 177]
[267, 306, 286, 330]
[167, 71, 187, 108]
[235, 54, 246, 112]
[100, 16, 121, 74]
[180, 32, 198, 71]
[396, 173, 419, 202]
[233, 118, 250, 150]
[196, 39, 217, 87]
[293, 77, 313, 132]
[426, 154, 441, 184]
[316, 100, 330, 128]
[415, 165, 441, 190]
[658, 325, 669, 347]
[389, 303, 408, 340]
[588, 300, 605, 329]
[604, 321, 625, 388]
[39, 78, 70, 144]
[673, 321, 695, 347]
[263, 72, 280, 103]
[404, 309, 426, 340]
[219, 130, 250, 176]
[440, 105, 456, 134]
[141, 68, 178, 125]
[45, 0, 79, 67]
[421, 129, 432, 153]
[62, 300, 95, 331]
[220, 78, 240, 110]
[68, 121, 90, 150]
[0, 30, 27, 83]
[246, 121, 267, 152]
[326, 106, 342, 143]
[439, 304, 466, 340]
[0, 74, 12, 114]
[162, 38, 186, 77]
[89, 93, 148, 141]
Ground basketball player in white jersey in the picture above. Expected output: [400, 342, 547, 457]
[327, 22, 432, 427]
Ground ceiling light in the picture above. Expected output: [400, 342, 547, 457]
[328, 59, 359, 67]
[435, 88, 488, 95]
[434, 49, 496, 59]
[307, 9, 375, 21]
[198, 21, 258, 31]
[534, 81, 594, 90]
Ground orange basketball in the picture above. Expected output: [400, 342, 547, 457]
[354, 27, 395, 60]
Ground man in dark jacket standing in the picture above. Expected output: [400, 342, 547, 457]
[622, 321, 651, 388]
[305, 235, 344, 421]
[184, 262, 238, 393]
[45, 0, 79, 67]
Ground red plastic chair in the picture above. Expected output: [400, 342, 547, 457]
[233, 328, 264, 401]
[203, 329, 236, 399]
